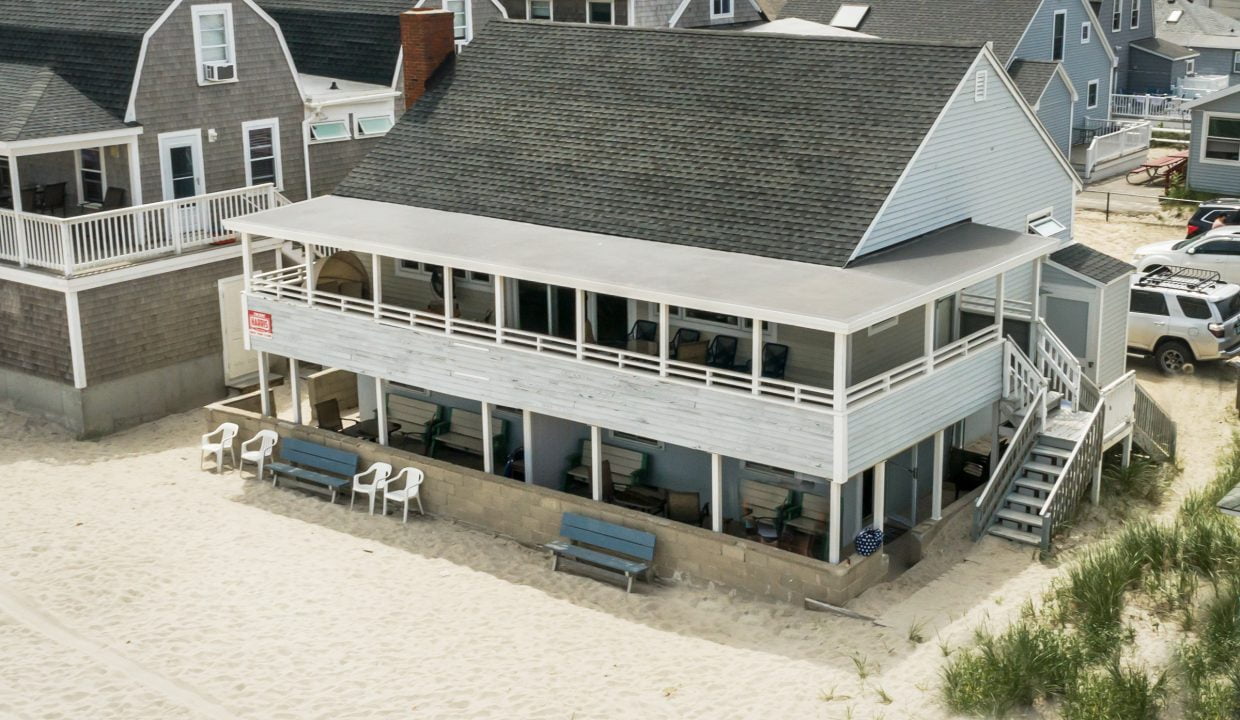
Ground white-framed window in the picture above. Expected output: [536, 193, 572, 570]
[394, 260, 491, 286]
[1086, 79, 1099, 109]
[445, 0, 470, 42]
[588, 0, 614, 23]
[309, 120, 350, 143]
[356, 115, 395, 138]
[192, 4, 237, 86]
[974, 70, 987, 102]
[606, 429, 664, 449]
[1202, 112, 1240, 164]
[1233, 51, 1240, 74]
[1187, 58, 1196, 76]
[1130, 0, 1140, 29]
[666, 306, 775, 339]
[76, 148, 106, 205]
[1027, 209, 1067, 237]
[242, 119, 282, 189]
[1112, 0, 1122, 31]
[1080, 21, 1091, 43]
[711, 0, 733, 19]
[528, 0, 552, 20]
[1052, 10, 1066, 61]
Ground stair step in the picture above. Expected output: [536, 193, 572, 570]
[1004, 492, 1044, 509]
[1015, 477, 1055, 494]
[996, 508, 1045, 528]
[988, 525, 1043, 546]
[1032, 444, 1072, 461]
[1023, 460, 1064, 477]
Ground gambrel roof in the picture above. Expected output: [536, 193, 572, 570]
[334, 21, 985, 267]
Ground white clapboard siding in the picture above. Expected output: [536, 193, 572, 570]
[1095, 278, 1130, 387]
[248, 297, 836, 476]
[846, 342, 1003, 475]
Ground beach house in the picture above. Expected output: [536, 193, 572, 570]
[213, 17, 1174, 604]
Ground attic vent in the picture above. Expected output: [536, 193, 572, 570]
[1168, 9, 1183, 22]
[829, 3, 869, 29]
[974, 70, 988, 102]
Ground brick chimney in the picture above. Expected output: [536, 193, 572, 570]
[400, 9, 456, 110]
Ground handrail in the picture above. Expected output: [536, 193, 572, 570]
[1004, 339, 1048, 426]
[1133, 384, 1176, 462]
[1038, 403, 1105, 550]
[1034, 319, 1081, 410]
[846, 325, 1000, 405]
[973, 384, 1046, 539]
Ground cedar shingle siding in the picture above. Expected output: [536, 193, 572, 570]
[0, 281, 71, 382]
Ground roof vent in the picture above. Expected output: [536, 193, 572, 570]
[330, 81, 339, 90]
[829, 4, 870, 29]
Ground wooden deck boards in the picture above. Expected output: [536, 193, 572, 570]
[1043, 409, 1094, 443]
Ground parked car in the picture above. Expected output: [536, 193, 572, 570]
[1186, 198, 1240, 239]
[1133, 227, 1240, 284]
[1129, 266, 1240, 374]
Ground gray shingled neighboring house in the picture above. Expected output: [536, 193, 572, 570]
[217, 19, 1164, 603]
[1154, 0, 1240, 95]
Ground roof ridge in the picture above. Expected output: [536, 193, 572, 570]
[1, 65, 54, 143]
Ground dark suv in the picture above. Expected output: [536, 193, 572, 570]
[1187, 199, 1240, 239]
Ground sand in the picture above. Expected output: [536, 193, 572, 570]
[0, 212, 1235, 719]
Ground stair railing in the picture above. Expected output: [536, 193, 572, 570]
[1033, 320, 1082, 410]
[1133, 384, 1176, 462]
[973, 385, 1046, 540]
[1004, 340, 1049, 426]
[1038, 403, 1105, 550]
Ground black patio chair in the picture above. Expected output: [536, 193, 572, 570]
[100, 187, 127, 211]
[668, 327, 700, 358]
[758, 343, 790, 379]
[40, 182, 67, 216]
[704, 334, 738, 368]
[627, 319, 658, 342]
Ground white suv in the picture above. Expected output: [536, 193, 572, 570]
[1129, 267, 1240, 373]
[1133, 227, 1240, 284]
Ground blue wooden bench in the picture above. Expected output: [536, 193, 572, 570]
[268, 437, 359, 503]
[546, 512, 656, 593]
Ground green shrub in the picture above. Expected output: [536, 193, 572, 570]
[1103, 457, 1171, 504]
[1061, 662, 1168, 720]
[941, 621, 1081, 717]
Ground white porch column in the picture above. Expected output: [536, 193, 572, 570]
[8, 156, 26, 267]
[994, 273, 1005, 333]
[751, 317, 763, 393]
[289, 358, 302, 425]
[126, 136, 143, 205]
[658, 302, 670, 376]
[258, 351, 271, 417]
[924, 301, 936, 372]
[371, 253, 383, 320]
[1031, 258, 1043, 321]
[1091, 459, 1102, 504]
[482, 402, 494, 473]
[710, 453, 723, 532]
[375, 376, 389, 446]
[65, 291, 86, 390]
[590, 425, 603, 501]
[522, 409, 534, 484]
[494, 275, 505, 343]
[575, 288, 586, 360]
[304, 242, 315, 307]
[829, 480, 843, 563]
[874, 462, 886, 532]
[442, 265, 454, 334]
[932, 430, 945, 521]
[241, 233, 254, 292]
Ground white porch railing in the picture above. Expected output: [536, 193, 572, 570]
[250, 266, 1006, 414]
[1004, 340, 1048, 425]
[1177, 74, 1229, 98]
[1033, 319, 1081, 410]
[1110, 93, 1189, 121]
[0, 184, 279, 276]
[1082, 120, 1151, 178]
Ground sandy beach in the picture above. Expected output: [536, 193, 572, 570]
[0, 212, 1235, 719]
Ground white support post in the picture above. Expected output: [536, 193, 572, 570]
[829, 481, 843, 563]
[874, 462, 886, 533]
[658, 302, 670, 376]
[924, 301, 936, 372]
[126, 136, 143, 205]
[304, 242, 315, 307]
[8, 157, 26, 267]
[65, 291, 86, 390]
[241, 233, 254, 293]
[1091, 460, 1102, 504]
[289, 358, 302, 425]
[710, 453, 723, 532]
[590, 425, 603, 502]
[575, 288, 586, 360]
[522, 409, 534, 484]
[375, 376, 389, 446]
[371, 253, 383, 320]
[258, 351, 271, 417]
[751, 317, 763, 393]
[494, 275, 505, 343]
[59, 223, 73, 275]
[482, 402, 495, 473]
[442, 265, 454, 334]
[932, 430, 945, 521]
[994, 273, 1005, 335]
[1031, 258, 1043, 322]
[1122, 433, 1133, 468]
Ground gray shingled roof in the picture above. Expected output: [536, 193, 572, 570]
[1008, 60, 1059, 106]
[1131, 36, 1199, 61]
[1156, 0, 1240, 50]
[1050, 244, 1133, 284]
[257, 0, 409, 86]
[0, 62, 130, 142]
[335, 21, 982, 268]
[766, 0, 1041, 64]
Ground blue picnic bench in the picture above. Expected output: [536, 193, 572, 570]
[547, 512, 657, 593]
[268, 437, 359, 503]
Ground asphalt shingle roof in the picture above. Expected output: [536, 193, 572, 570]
[335, 21, 982, 267]
[765, 0, 1041, 64]
[0, 62, 130, 142]
[1050, 244, 1133, 284]
[258, 0, 409, 86]
[1156, 0, 1240, 49]
[1008, 60, 1060, 106]
[1131, 36, 1199, 60]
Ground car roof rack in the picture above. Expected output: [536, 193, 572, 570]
[1135, 265, 1224, 294]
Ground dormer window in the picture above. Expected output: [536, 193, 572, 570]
[711, 0, 733, 19]
[193, 5, 237, 85]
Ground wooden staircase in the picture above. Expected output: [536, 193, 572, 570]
[984, 436, 1075, 546]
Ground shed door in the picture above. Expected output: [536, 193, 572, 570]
[1044, 296, 1091, 366]
[218, 276, 256, 383]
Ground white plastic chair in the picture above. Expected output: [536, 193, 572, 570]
[200, 422, 239, 473]
[382, 467, 426, 523]
[239, 430, 279, 481]
[351, 462, 393, 514]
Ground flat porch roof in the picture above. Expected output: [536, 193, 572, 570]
[226, 195, 1058, 333]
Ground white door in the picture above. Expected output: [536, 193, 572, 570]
[159, 130, 206, 238]
[218, 276, 257, 383]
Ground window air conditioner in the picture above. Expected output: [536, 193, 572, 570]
[203, 62, 236, 82]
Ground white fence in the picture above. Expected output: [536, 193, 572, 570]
[1178, 74, 1229, 97]
[1082, 121, 1151, 178]
[0, 184, 278, 276]
[1111, 94, 1190, 121]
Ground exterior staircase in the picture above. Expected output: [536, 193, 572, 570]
[984, 435, 1075, 546]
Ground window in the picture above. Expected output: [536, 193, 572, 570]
[309, 120, 350, 143]
[588, 0, 614, 23]
[396, 260, 491, 285]
[1081, 21, 1090, 43]
[1204, 114, 1240, 163]
[1196, 240, 1240, 255]
[452, 267, 492, 285]
[1028, 213, 1067, 237]
[1217, 292, 1240, 319]
[974, 70, 987, 102]
[1112, 0, 1122, 31]
[0, 157, 9, 200]
[1087, 79, 1099, 109]
[242, 119, 281, 189]
[445, 0, 469, 41]
[711, 0, 732, 18]
[1187, 58, 1196, 76]
[829, 3, 869, 29]
[192, 5, 236, 85]
[1130, 290, 1169, 316]
[1052, 10, 1066, 61]
[528, 0, 552, 19]
[1178, 296, 1214, 320]
[78, 148, 105, 205]
[1233, 51, 1240, 74]
[666, 306, 772, 336]
[867, 316, 898, 336]
[1130, 0, 1139, 29]
[607, 430, 664, 449]
[356, 115, 394, 137]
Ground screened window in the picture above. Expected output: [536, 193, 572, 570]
[1112, 0, 1122, 31]
[79, 148, 105, 205]
[588, 1, 613, 23]
[529, 0, 552, 19]
[192, 5, 235, 83]
[310, 120, 350, 142]
[1205, 116, 1240, 162]
[1052, 11, 1066, 61]
[445, 0, 468, 40]
[711, 0, 732, 17]
[243, 120, 281, 188]
[356, 116, 394, 137]
[1087, 80, 1099, 109]
[1178, 296, 1214, 320]
[1130, 290, 1169, 316]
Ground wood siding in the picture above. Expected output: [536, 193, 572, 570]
[1190, 92, 1240, 194]
[0, 281, 71, 382]
[1015, 0, 1114, 125]
[1128, 48, 1178, 94]
[1183, 47, 1240, 89]
[1037, 71, 1074, 157]
[674, 0, 762, 27]
[1095, 276, 1130, 386]
[849, 307, 924, 384]
[1096, 0, 1154, 92]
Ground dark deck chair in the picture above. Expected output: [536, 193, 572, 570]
[757, 343, 790, 379]
[704, 335, 738, 369]
[100, 187, 127, 211]
[313, 399, 356, 433]
[20, 188, 35, 213]
[628, 319, 658, 342]
[669, 327, 700, 358]
[40, 182, 67, 216]
[667, 491, 709, 527]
